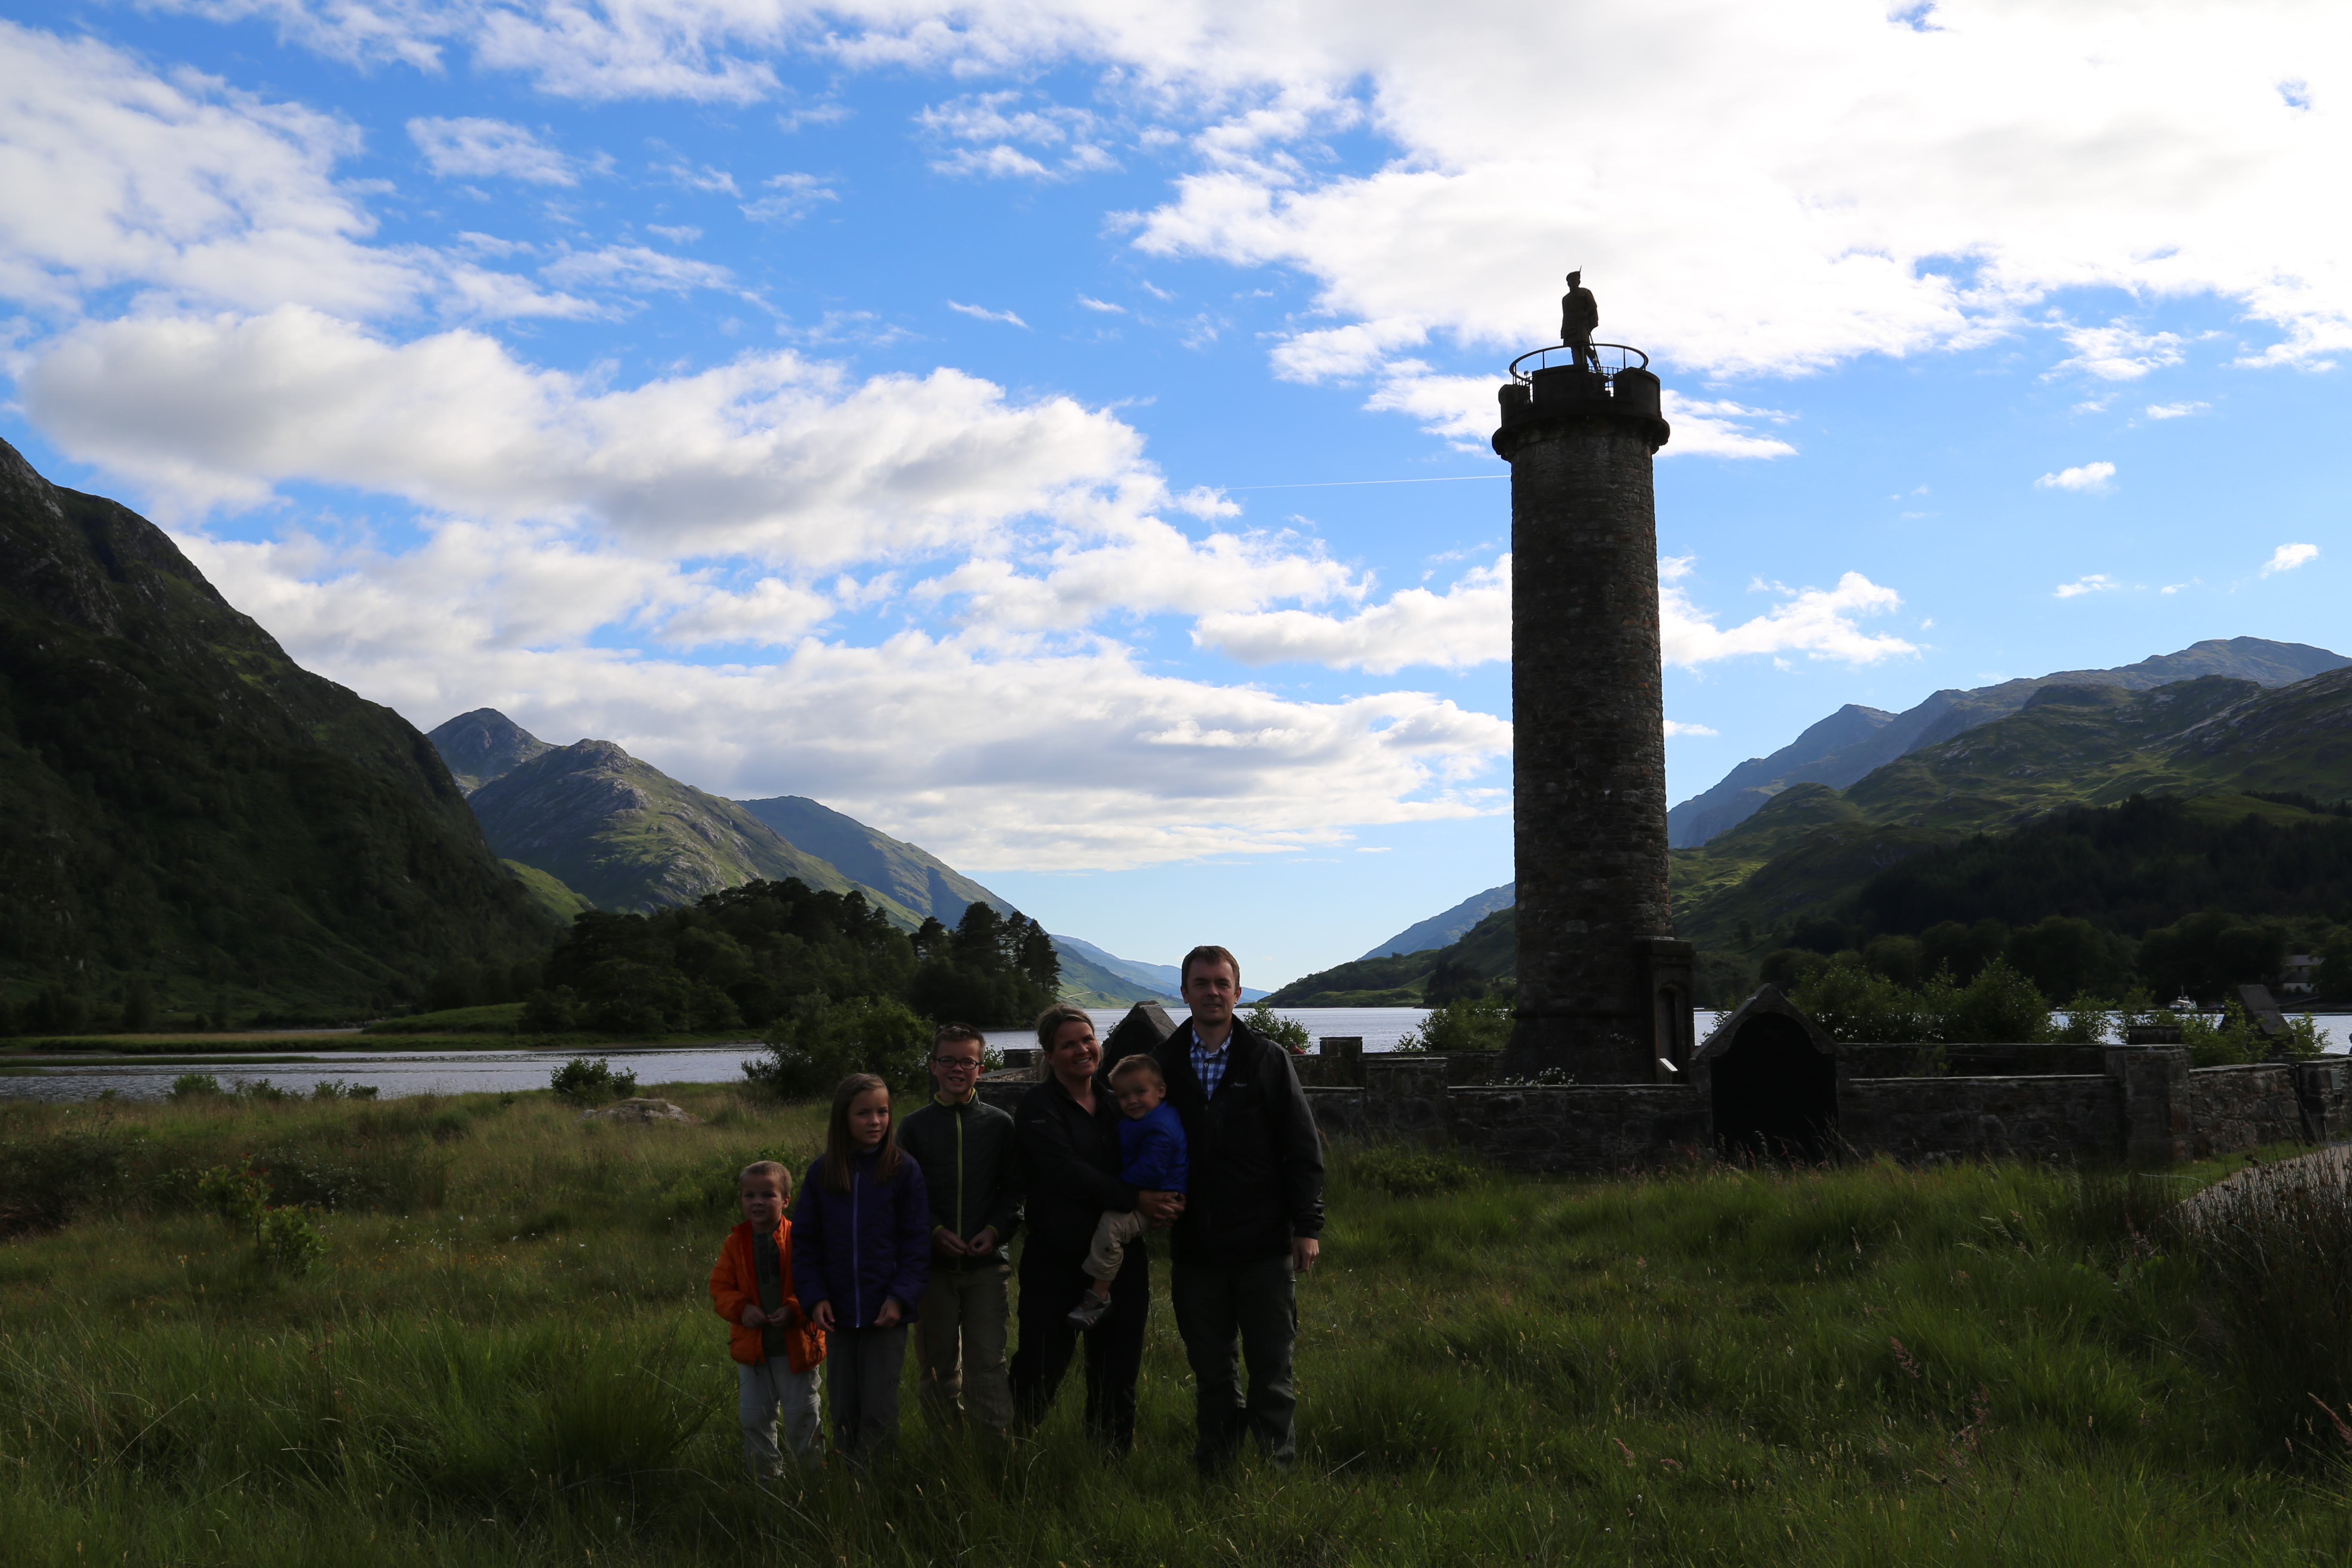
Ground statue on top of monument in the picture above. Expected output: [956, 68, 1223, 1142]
[1559, 270, 1599, 374]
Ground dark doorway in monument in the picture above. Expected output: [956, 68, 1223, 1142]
[1709, 1012, 1838, 1164]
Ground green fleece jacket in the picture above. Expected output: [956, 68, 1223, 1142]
[898, 1093, 1024, 1270]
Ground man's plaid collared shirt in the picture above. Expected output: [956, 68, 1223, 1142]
[1190, 1023, 1230, 1100]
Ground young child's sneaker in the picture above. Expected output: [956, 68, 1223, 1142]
[1065, 1292, 1111, 1330]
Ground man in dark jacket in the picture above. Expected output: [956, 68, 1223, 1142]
[898, 1022, 1023, 1435]
[1152, 945, 1325, 1472]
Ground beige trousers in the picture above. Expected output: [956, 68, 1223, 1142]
[1084, 1208, 1151, 1284]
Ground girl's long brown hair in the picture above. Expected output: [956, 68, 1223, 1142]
[822, 1072, 903, 1191]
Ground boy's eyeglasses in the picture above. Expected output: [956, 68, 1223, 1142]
[930, 1057, 984, 1072]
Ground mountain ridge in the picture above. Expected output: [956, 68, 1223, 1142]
[1357, 882, 1515, 961]
[1668, 637, 2349, 847]
[465, 738, 922, 920]
[1672, 665, 2352, 945]
[0, 437, 555, 1022]
[428, 708, 1182, 1005]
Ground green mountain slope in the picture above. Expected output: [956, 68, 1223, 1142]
[469, 740, 925, 921]
[1049, 942, 1173, 1007]
[734, 793, 1008, 924]
[501, 859, 597, 922]
[1849, 793, 2352, 940]
[1262, 907, 1518, 1006]
[1668, 637, 2346, 847]
[0, 438, 557, 1024]
[1673, 668, 2352, 946]
[1357, 882, 1515, 960]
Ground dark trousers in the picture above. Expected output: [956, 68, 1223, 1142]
[1007, 1245, 1147, 1452]
[825, 1325, 908, 1466]
[1170, 1254, 1297, 1470]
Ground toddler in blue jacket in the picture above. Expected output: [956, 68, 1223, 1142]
[1066, 1053, 1188, 1329]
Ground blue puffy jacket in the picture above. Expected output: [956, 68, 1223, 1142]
[791, 1148, 931, 1328]
[1117, 1101, 1188, 1193]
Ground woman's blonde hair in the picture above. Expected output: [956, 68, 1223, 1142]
[1035, 1001, 1094, 1050]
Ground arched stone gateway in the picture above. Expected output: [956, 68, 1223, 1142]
[1692, 986, 1841, 1163]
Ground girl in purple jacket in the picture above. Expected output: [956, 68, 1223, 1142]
[793, 1072, 931, 1464]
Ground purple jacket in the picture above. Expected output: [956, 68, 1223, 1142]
[791, 1148, 931, 1328]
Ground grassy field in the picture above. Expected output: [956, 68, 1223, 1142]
[0, 1029, 771, 1058]
[3, 1086, 2349, 1566]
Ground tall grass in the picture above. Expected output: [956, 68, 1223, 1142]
[2, 1088, 2347, 1565]
[2175, 1152, 2352, 1461]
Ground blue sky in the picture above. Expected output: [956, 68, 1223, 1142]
[0, 2, 2345, 985]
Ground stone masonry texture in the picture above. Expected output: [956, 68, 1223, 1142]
[1298, 1049, 2352, 1172]
[1497, 403, 1673, 1083]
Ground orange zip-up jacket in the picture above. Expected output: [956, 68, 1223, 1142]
[709, 1217, 827, 1372]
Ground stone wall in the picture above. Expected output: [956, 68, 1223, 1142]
[2187, 1060, 2351, 1155]
[1841, 1075, 2119, 1164]
[1295, 1045, 2352, 1171]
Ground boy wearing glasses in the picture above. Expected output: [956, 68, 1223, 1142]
[898, 1022, 1025, 1436]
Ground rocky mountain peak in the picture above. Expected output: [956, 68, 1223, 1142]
[426, 707, 554, 794]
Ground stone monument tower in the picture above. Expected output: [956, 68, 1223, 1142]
[1492, 293, 1695, 1084]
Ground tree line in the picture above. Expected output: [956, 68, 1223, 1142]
[513, 879, 1061, 1037]
[1740, 796, 2352, 1005]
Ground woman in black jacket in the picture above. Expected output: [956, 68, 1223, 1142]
[1005, 1003, 1179, 1452]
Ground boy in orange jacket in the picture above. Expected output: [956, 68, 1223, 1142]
[710, 1159, 827, 1474]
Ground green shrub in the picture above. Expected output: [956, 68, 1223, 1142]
[308, 1078, 379, 1100]
[2168, 999, 2323, 1066]
[550, 1056, 639, 1106]
[742, 993, 930, 1098]
[1793, 955, 2055, 1043]
[1347, 1142, 1485, 1199]
[230, 1077, 297, 1103]
[196, 1161, 271, 1237]
[0, 1133, 131, 1236]
[167, 1072, 222, 1099]
[1242, 998, 1312, 1054]
[1395, 995, 1513, 1053]
[255, 1207, 327, 1275]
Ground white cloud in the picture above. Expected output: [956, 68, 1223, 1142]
[407, 116, 579, 185]
[1195, 554, 1914, 673]
[1195, 558, 1504, 673]
[0, 20, 408, 317]
[18, 306, 1152, 564]
[2055, 573, 2120, 598]
[947, 300, 1029, 327]
[1663, 720, 1718, 737]
[159, 3, 2352, 377]
[2144, 401, 2208, 419]
[2051, 321, 2190, 381]
[2262, 542, 2319, 575]
[2035, 461, 2116, 493]
[1076, 294, 1127, 314]
[1659, 557, 1916, 668]
[174, 522, 1510, 870]
[0, 21, 585, 322]
[921, 516, 1360, 633]
[542, 244, 735, 295]
[658, 159, 741, 195]
[918, 90, 1118, 180]
[741, 172, 838, 222]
